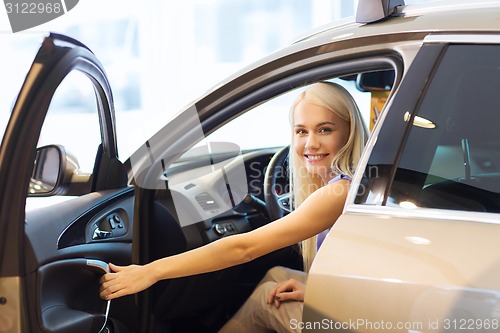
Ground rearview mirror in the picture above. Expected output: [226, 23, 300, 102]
[29, 145, 91, 196]
[356, 70, 395, 92]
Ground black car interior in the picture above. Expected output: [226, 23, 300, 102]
[142, 148, 303, 332]
[131, 68, 397, 332]
[388, 45, 500, 213]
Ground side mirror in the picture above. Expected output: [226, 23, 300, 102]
[29, 145, 91, 196]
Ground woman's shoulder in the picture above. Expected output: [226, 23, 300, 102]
[308, 175, 351, 203]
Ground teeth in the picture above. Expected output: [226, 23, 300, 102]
[307, 155, 326, 160]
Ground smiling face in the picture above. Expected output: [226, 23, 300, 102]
[292, 100, 350, 184]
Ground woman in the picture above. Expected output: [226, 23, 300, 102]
[100, 82, 368, 327]
[218, 82, 368, 332]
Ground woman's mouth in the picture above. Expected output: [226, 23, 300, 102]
[304, 154, 329, 162]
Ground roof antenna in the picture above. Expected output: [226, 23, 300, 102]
[356, 0, 405, 24]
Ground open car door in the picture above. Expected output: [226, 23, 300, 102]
[0, 34, 135, 333]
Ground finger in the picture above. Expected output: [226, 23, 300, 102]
[100, 281, 115, 293]
[108, 281, 137, 300]
[274, 281, 293, 295]
[267, 289, 276, 304]
[100, 282, 118, 298]
[101, 289, 124, 300]
[267, 284, 280, 304]
[99, 276, 118, 291]
[106, 289, 128, 300]
[275, 292, 288, 302]
[99, 272, 114, 284]
[273, 289, 288, 308]
[274, 297, 281, 309]
[100, 290, 111, 300]
[109, 263, 122, 272]
[268, 280, 295, 304]
[275, 290, 300, 302]
[100, 282, 126, 300]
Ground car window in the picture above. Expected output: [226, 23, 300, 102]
[38, 71, 101, 173]
[386, 44, 500, 213]
[26, 71, 101, 210]
[202, 78, 373, 151]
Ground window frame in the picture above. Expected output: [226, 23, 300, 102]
[354, 37, 500, 218]
[354, 43, 446, 206]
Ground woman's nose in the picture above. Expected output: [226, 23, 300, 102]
[304, 134, 320, 150]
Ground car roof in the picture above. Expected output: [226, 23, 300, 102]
[296, 0, 500, 45]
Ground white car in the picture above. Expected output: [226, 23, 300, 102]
[1, 0, 500, 332]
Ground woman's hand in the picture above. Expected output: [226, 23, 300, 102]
[267, 278, 306, 308]
[99, 263, 157, 300]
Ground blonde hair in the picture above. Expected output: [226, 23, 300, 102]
[288, 82, 369, 272]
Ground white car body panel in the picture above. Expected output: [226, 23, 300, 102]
[305, 210, 500, 332]
[303, 4, 500, 331]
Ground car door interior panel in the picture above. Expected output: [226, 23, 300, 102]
[25, 189, 134, 266]
[24, 188, 135, 332]
[29, 259, 108, 333]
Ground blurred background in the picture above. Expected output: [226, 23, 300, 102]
[0, 0, 435, 163]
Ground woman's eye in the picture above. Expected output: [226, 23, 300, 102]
[319, 127, 332, 133]
[295, 129, 307, 135]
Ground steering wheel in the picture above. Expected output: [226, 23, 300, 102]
[264, 145, 292, 221]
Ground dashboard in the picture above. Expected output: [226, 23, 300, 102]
[145, 145, 302, 322]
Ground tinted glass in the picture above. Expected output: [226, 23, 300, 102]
[354, 44, 444, 205]
[387, 45, 500, 213]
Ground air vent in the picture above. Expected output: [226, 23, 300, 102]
[195, 192, 220, 211]
[184, 183, 196, 190]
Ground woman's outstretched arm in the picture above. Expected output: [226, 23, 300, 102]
[99, 179, 350, 300]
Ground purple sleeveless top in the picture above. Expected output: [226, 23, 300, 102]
[316, 174, 351, 249]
